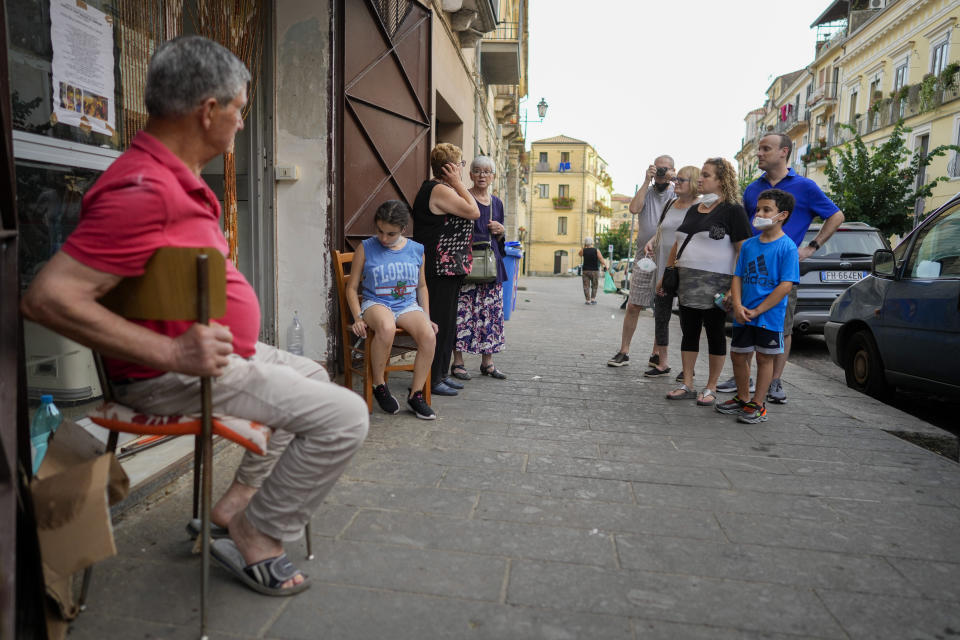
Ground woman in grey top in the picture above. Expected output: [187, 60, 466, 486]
[641, 165, 700, 378]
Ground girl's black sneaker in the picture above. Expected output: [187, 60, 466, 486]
[373, 383, 400, 414]
[407, 390, 436, 420]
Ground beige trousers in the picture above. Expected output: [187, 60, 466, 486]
[115, 342, 368, 541]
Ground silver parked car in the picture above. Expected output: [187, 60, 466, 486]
[824, 193, 960, 399]
[794, 222, 888, 334]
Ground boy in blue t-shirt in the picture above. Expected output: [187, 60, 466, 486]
[717, 189, 799, 424]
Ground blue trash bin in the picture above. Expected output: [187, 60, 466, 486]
[502, 241, 523, 321]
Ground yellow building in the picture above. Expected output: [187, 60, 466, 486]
[480, 0, 530, 242]
[527, 135, 612, 274]
[804, 0, 960, 215]
[735, 107, 767, 182]
[738, 0, 960, 220]
[610, 193, 633, 240]
[736, 70, 810, 181]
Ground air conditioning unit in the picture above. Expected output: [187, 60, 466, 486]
[869, 0, 886, 9]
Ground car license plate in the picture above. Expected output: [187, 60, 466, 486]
[820, 271, 866, 282]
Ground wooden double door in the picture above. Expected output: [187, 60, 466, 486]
[337, 0, 432, 250]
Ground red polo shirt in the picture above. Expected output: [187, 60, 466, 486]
[62, 131, 261, 380]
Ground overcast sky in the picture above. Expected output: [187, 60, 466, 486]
[524, 0, 830, 194]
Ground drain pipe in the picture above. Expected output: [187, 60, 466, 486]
[474, 46, 481, 158]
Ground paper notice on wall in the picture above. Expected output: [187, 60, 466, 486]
[50, 0, 116, 137]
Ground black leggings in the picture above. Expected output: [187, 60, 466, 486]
[678, 305, 727, 356]
[425, 273, 465, 382]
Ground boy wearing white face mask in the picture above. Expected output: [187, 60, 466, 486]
[716, 189, 799, 423]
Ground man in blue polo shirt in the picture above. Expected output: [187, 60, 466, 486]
[717, 133, 844, 404]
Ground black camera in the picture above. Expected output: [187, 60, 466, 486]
[655, 167, 668, 177]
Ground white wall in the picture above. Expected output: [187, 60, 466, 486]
[274, 2, 333, 361]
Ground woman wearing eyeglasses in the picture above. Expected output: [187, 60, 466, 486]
[413, 143, 481, 397]
[662, 157, 751, 405]
[640, 165, 701, 379]
[450, 156, 509, 381]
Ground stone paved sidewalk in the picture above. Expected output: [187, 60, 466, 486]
[69, 276, 960, 639]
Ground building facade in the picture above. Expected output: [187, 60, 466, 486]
[736, 71, 809, 182]
[736, 0, 960, 217]
[527, 134, 611, 275]
[7, 0, 529, 369]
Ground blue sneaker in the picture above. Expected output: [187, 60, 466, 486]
[431, 380, 459, 396]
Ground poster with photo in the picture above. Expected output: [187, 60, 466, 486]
[50, 0, 116, 137]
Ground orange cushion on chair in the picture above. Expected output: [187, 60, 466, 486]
[89, 402, 273, 455]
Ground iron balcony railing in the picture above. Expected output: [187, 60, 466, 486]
[485, 21, 519, 41]
[774, 110, 808, 135]
[808, 83, 838, 108]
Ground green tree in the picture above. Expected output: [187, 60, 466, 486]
[824, 121, 959, 237]
[738, 160, 759, 195]
[595, 222, 632, 261]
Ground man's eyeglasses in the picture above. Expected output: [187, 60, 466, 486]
[671, 177, 690, 184]
[471, 169, 494, 176]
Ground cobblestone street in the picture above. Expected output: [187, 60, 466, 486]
[69, 276, 960, 640]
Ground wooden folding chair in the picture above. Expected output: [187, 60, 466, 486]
[332, 250, 430, 410]
[78, 247, 309, 639]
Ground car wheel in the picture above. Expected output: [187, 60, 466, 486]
[843, 330, 891, 400]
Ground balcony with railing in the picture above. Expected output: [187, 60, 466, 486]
[845, 84, 960, 138]
[480, 20, 520, 85]
[807, 83, 838, 109]
[774, 110, 809, 137]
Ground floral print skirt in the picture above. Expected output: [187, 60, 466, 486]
[455, 282, 505, 355]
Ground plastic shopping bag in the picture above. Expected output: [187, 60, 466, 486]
[603, 270, 617, 294]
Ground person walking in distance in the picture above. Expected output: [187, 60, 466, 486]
[578, 237, 607, 304]
[716, 133, 844, 403]
[607, 155, 675, 366]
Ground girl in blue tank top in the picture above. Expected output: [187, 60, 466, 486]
[345, 201, 438, 419]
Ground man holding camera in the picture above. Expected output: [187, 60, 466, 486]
[607, 155, 675, 367]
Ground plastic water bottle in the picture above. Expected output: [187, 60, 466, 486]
[287, 310, 304, 356]
[30, 395, 62, 474]
[714, 292, 727, 309]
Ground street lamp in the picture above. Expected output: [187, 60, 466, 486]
[517, 97, 548, 139]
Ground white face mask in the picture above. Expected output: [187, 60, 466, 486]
[700, 193, 719, 206]
[752, 215, 776, 230]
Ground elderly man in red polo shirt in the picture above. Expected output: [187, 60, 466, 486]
[21, 36, 368, 596]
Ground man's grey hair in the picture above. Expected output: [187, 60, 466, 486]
[655, 155, 675, 168]
[584, 237, 594, 246]
[145, 36, 251, 118]
[470, 155, 496, 173]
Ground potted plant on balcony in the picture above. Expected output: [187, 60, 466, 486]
[940, 61, 960, 92]
[919, 73, 939, 112]
[552, 196, 575, 209]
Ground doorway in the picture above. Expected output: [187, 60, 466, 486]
[336, 0, 432, 250]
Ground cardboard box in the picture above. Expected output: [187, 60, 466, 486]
[30, 419, 129, 639]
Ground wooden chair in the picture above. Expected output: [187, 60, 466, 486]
[332, 250, 430, 410]
[78, 247, 309, 639]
